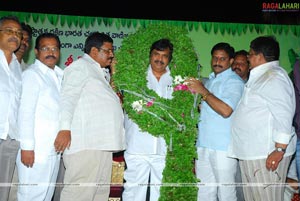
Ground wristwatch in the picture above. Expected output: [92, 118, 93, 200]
[275, 147, 286, 153]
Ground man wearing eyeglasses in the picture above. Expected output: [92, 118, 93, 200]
[8, 23, 33, 201]
[0, 16, 23, 201]
[54, 32, 125, 201]
[228, 36, 296, 201]
[16, 32, 63, 201]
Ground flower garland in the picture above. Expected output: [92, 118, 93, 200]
[113, 23, 201, 201]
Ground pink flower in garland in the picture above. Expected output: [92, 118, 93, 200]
[173, 75, 197, 94]
[146, 99, 155, 107]
[173, 75, 189, 92]
[174, 84, 189, 91]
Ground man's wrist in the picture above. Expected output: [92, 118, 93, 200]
[202, 92, 212, 101]
[275, 147, 286, 153]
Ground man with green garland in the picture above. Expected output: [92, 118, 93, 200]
[122, 38, 174, 201]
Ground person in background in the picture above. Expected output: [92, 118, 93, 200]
[284, 156, 298, 200]
[228, 36, 296, 201]
[16, 32, 63, 201]
[231, 50, 250, 82]
[186, 42, 244, 201]
[232, 49, 250, 201]
[284, 59, 300, 201]
[122, 38, 174, 201]
[54, 32, 125, 201]
[8, 22, 33, 201]
[293, 59, 300, 181]
[0, 15, 23, 201]
[14, 22, 32, 71]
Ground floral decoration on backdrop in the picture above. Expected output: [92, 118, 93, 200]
[113, 23, 201, 201]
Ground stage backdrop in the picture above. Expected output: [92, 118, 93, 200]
[1, 11, 299, 77]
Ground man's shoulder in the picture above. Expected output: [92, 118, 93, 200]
[220, 70, 245, 84]
[64, 58, 86, 71]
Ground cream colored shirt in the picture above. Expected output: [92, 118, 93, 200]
[59, 54, 125, 154]
[228, 61, 296, 160]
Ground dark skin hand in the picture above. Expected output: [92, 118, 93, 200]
[21, 150, 34, 168]
[54, 130, 71, 153]
[266, 151, 284, 171]
[186, 78, 233, 118]
[266, 143, 287, 171]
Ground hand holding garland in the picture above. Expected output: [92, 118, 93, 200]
[186, 78, 233, 118]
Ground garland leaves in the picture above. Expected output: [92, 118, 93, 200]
[113, 23, 201, 201]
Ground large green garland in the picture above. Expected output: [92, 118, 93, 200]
[113, 23, 201, 201]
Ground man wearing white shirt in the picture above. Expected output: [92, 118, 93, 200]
[9, 21, 33, 201]
[16, 33, 63, 201]
[54, 32, 125, 201]
[228, 36, 296, 201]
[0, 16, 23, 201]
[122, 39, 174, 201]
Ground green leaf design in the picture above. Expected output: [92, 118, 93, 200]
[115, 18, 121, 30]
[66, 16, 73, 27]
[48, 14, 58, 26]
[32, 13, 39, 23]
[78, 16, 84, 28]
[60, 15, 66, 27]
[219, 23, 225, 35]
[0, 11, 299, 37]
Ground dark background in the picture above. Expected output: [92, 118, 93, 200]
[1, 1, 299, 25]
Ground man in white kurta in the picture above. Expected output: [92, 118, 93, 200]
[16, 33, 63, 201]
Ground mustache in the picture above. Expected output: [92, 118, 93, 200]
[154, 60, 164, 65]
[8, 37, 19, 43]
[232, 67, 242, 72]
[45, 55, 57, 59]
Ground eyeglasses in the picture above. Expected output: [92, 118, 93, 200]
[98, 47, 114, 54]
[39, 47, 59, 53]
[0, 28, 23, 38]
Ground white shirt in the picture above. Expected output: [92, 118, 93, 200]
[124, 65, 173, 155]
[20, 59, 30, 71]
[18, 59, 63, 160]
[228, 61, 296, 160]
[59, 54, 125, 154]
[0, 50, 22, 140]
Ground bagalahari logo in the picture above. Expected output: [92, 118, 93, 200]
[262, 2, 299, 12]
